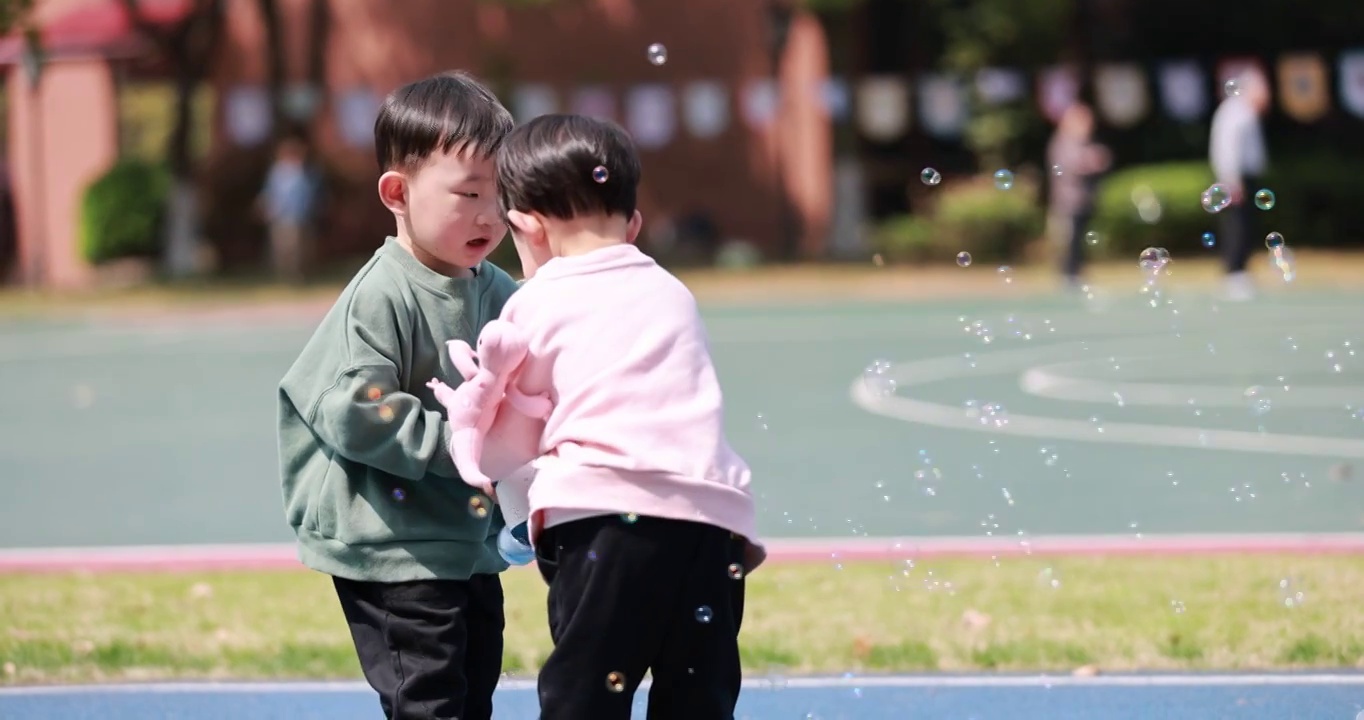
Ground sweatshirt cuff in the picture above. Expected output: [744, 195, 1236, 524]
[429, 420, 459, 477]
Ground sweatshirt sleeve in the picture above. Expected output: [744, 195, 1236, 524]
[283, 292, 458, 481]
[306, 364, 457, 480]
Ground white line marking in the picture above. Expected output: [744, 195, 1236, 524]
[851, 337, 1364, 459]
[1020, 360, 1364, 408]
[4, 674, 1364, 696]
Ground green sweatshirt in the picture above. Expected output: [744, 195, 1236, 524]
[278, 238, 519, 582]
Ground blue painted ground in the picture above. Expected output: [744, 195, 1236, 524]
[3, 675, 1363, 719]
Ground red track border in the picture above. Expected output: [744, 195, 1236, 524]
[3, 534, 1363, 574]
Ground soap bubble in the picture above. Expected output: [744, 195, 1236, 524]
[920, 167, 942, 185]
[1279, 577, 1306, 608]
[1138, 247, 1171, 274]
[1265, 232, 1285, 249]
[1269, 245, 1296, 282]
[956, 251, 972, 267]
[993, 169, 1014, 190]
[1254, 188, 1276, 210]
[862, 359, 897, 397]
[695, 605, 714, 623]
[592, 165, 609, 183]
[1201, 232, 1216, 248]
[605, 671, 627, 692]
[1201, 185, 1232, 213]
[1244, 386, 1271, 416]
[646, 43, 667, 66]
[1224, 78, 1240, 97]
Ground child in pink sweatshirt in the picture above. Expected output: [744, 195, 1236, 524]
[489, 114, 762, 719]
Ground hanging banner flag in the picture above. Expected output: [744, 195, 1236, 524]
[1339, 50, 1364, 118]
[512, 84, 557, 122]
[742, 78, 780, 129]
[224, 86, 271, 147]
[1216, 56, 1266, 97]
[682, 80, 730, 139]
[625, 84, 676, 150]
[1037, 65, 1079, 123]
[1278, 53, 1329, 122]
[917, 73, 967, 139]
[855, 76, 909, 142]
[335, 87, 380, 148]
[820, 77, 851, 121]
[571, 85, 617, 120]
[1158, 60, 1207, 122]
[975, 67, 1026, 105]
[1094, 63, 1150, 128]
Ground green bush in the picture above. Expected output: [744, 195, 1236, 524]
[1261, 154, 1364, 249]
[1091, 155, 1364, 259]
[873, 176, 1044, 264]
[1090, 162, 1214, 259]
[870, 214, 935, 263]
[80, 159, 170, 265]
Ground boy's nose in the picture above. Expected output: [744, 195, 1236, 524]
[475, 208, 505, 230]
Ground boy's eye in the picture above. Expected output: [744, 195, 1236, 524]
[457, 192, 479, 198]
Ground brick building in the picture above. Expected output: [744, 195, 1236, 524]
[2, 0, 836, 287]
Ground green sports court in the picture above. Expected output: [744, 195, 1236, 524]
[3, 274, 1361, 552]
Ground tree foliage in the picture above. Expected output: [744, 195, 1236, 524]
[0, 0, 35, 35]
[926, 0, 1074, 170]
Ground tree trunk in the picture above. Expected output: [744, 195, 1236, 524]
[162, 64, 201, 276]
[817, 6, 870, 261]
[305, 0, 330, 96]
[119, 0, 224, 278]
[256, 0, 288, 136]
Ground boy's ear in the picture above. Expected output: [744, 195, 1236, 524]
[506, 209, 546, 245]
[625, 210, 643, 245]
[377, 171, 407, 215]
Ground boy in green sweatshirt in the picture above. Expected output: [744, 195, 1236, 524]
[277, 71, 520, 720]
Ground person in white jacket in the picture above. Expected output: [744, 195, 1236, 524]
[1209, 69, 1270, 301]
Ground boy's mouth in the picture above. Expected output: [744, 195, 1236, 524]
[466, 238, 490, 248]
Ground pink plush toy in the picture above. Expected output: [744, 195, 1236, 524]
[427, 320, 552, 495]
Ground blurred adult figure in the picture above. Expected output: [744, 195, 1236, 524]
[1209, 69, 1270, 301]
[258, 134, 320, 283]
[1046, 103, 1111, 287]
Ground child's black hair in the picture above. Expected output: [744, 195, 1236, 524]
[374, 71, 513, 172]
[495, 114, 641, 221]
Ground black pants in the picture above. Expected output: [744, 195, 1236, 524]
[1062, 209, 1094, 279]
[535, 515, 747, 720]
[333, 574, 505, 720]
[1220, 175, 1263, 274]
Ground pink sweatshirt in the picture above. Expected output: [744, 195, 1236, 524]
[496, 243, 758, 545]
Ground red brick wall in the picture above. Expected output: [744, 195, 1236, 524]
[208, 0, 789, 267]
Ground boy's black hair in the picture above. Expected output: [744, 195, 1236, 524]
[496, 114, 640, 221]
[375, 71, 513, 172]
